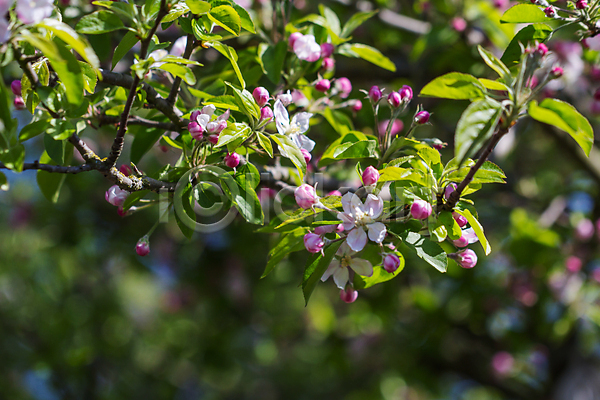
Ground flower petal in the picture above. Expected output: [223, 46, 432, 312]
[291, 112, 313, 134]
[341, 192, 363, 215]
[463, 228, 479, 244]
[294, 134, 315, 152]
[350, 258, 373, 277]
[321, 260, 340, 282]
[274, 100, 289, 136]
[332, 266, 349, 289]
[346, 228, 367, 252]
[364, 194, 384, 218]
[367, 222, 386, 243]
[337, 242, 352, 256]
[197, 114, 210, 129]
[337, 212, 355, 231]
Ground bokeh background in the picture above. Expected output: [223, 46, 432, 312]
[2, 0, 600, 399]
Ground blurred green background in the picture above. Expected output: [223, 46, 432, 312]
[2, 0, 600, 398]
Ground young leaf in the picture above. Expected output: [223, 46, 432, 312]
[500, 4, 553, 23]
[420, 72, 486, 100]
[302, 240, 343, 305]
[261, 227, 308, 278]
[216, 122, 251, 148]
[38, 19, 100, 68]
[455, 98, 502, 166]
[257, 41, 287, 84]
[337, 43, 396, 72]
[207, 5, 241, 36]
[528, 99, 594, 157]
[446, 160, 506, 184]
[214, 43, 245, 88]
[341, 10, 376, 38]
[112, 31, 139, 69]
[185, 0, 211, 14]
[233, 4, 255, 33]
[271, 134, 307, 181]
[477, 45, 512, 83]
[158, 63, 197, 85]
[401, 231, 448, 273]
[256, 131, 273, 157]
[76, 10, 125, 34]
[501, 24, 552, 67]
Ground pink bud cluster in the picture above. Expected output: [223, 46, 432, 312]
[252, 86, 274, 121]
[188, 105, 230, 144]
[386, 85, 413, 108]
[10, 80, 25, 110]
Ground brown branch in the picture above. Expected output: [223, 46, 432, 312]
[441, 126, 509, 212]
[0, 161, 94, 174]
[105, 0, 170, 168]
[166, 34, 195, 105]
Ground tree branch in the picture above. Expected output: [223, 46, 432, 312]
[0, 162, 94, 174]
[166, 33, 195, 105]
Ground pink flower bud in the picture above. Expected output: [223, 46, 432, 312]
[340, 287, 358, 303]
[105, 185, 129, 207]
[288, 32, 303, 49]
[335, 77, 352, 98]
[452, 235, 469, 248]
[444, 183, 457, 200]
[11, 80, 22, 96]
[261, 106, 273, 120]
[566, 256, 582, 273]
[369, 85, 382, 103]
[209, 134, 219, 145]
[399, 85, 413, 103]
[387, 92, 402, 108]
[351, 100, 362, 112]
[295, 184, 319, 209]
[224, 152, 240, 168]
[328, 190, 342, 196]
[362, 166, 380, 186]
[252, 86, 270, 107]
[453, 212, 468, 227]
[117, 206, 128, 217]
[451, 17, 467, 32]
[320, 42, 334, 58]
[188, 121, 204, 140]
[411, 199, 432, 220]
[315, 79, 331, 92]
[576, 0, 587, 9]
[136, 238, 150, 256]
[544, 6, 556, 17]
[190, 110, 201, 122]
[537, 42, 549, 55]
[414, 110, 430, 124]
[383, 254, 401, 273]
[14, 97, 25, 110]
[530, 0, 539, 3]
[336, 223, 345, 233]
[301, 148, 312, 163]
[314, 225, 337, 235]
[321, 57, 335, 71]
[575, 218, 595, 241]
[551, 66, 563, 78]
[304, 232, 325, 253]
[455, 249, 478, 268]
[119, 164, 132, 176]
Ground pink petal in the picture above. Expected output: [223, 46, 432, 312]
[337, 212, 355, 231]
[346, 228, 367, 252]
[364, 194, 383, 218]
[367, 222, 386, 243]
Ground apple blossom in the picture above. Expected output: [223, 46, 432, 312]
[0, 19, 9, 44]
[170, 36, 188, 57]
[293, 34, 321, 62]
[13, 97, 25, 110]
[321, 57, 335, 72]
[362, 166, 380, 186]
[337, 193, 386, 252]
[411, 199, 432, 220]
[340, 287, 359, 303]
[544, 6, 556, 18]
[301, 149, 312, 164]
[452, 228, 478, 248]
[321, 243, 373, 289]
[274, 99, 315, 155]
[320, 42, 334, 58]
[304, 232, 325, 253]
[378, 120, 403, 137]
[277, 91, 293, 106]
[566, 256, 582, 273]
[550, 66, 563, 78]
[444, 183, 457, 200]
[453, 212, 468, 227]
[224, 153, 240, 168]
[105, 185, 129, 207]
[295, 184, 319, 209]
[288, 32, 303, 49]
[328, 190, 342, 197]
[387, 92, 402, 108]
[576, 0, 587, 9]
[291, 89, 309, 107]
[252, 87, 270, 107]
[383, 254, 401, 273]
[351, 100, 362, 112]
[208, 135, 219, 145]
[16, 0, 54, 24]
[399, 85, 413, 103]
[315, 79, 330, 92]
[453, 249, 478, 268]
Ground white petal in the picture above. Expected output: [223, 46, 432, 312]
[321, 260, 340, 282]
[337, 212, 355, 231]
[170, 36, 187, 57]
[332, 266, 349, 289]
[367, 222, 386, 243]
[463, 228, 479, 244]
[350, 258, 373, 277]
[346, 228, 367, 252]
[364, 194, 383, 218]
[202, 104, 216, 117]
[294, 134, 315, 152]
[341, 192, 362, 216]
[274, 100, 289, 136]
[337, 242, 352, 256]
[197, 114, 210, 129]
[291, 112, 313, 134]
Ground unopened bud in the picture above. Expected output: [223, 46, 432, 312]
[351, 100, 363, 112]
[576, 0, 587, 9]
[414, 110, 430, 124]
[550, 66, 564, 78]
[288, 32, 303, 49]
[136, 238, 150, 256]
[368, 85, 382, 103]
[454, 249, 478, 268]
[301, 149, 312, 164]
[304, 232, 325, 253]
[335, 77, 352, 98]
[399, 85, 413, 103]
[453, 211, 468, 227]
[321, 57, 335, 71]
[261, 106, 273, 120]
[383, 254, 401, 273]
[224, 152, 240, 168]
[387, 92, 402, 108]
[411, 199, 432, 220]
[14, 97, 25, 110]
[315, 79, 331, 92]
[295, 184, 319, 209]
[362, 166, 380, 186]
[11, 80, 22, 96]
[320, 42, 334, 58]
[544, 6, 556, 17]
[252, 87, 270, 107]
[340, 287, 358, 303]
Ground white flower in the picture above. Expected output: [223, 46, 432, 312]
[321, 243, 373, 289]
[170, 36, 188, 57]
[274, 99, 315, 155]
[148, 49, 168, 68]
[293, 34, 321, 62]
[338, 192, 386, 252]
[16, 0, 53, 24]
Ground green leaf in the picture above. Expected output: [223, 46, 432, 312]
[256, 131, 273, 158]
[477, 45, 511, 82]
[204, 95, 240, 112]
[47, 119, 76, 140]
[341, 10, 376, 38]
[44, 134, 69, 164]
[337, 43, 396, 72]
[528, 99, 594, 157]
[319, 5, 341, 36]
[237, 162, 260, 189]
[271, 134, 306, 181]
[446, 160, 506, 184]
[319, 130, 370, 166]
[233, 4, 255, 33]
[112, 31, 139, 69]
[80, 61, 98, 94]
[420, 72, 486, 100]
[454, 208, 491, 255]
[163, 1, 191, 22]
[500, 4, 553, 23]
[207, 5, 241, 36]
[257, 41, 287, 84]
[0, 171, 8, 191]
[455, 98, 502, 166]
[332, 140, 377, 160]
[401, 231, 447, 273]
[378, 167, 431, 187]
[0, 79, 16, 147]
[131, 128, 163, 164]
[76, 10, 125, 34]
[0, 144, 25, 172]
[438, 211, 462, 240]
[19, 119, 51, 142]
[39, 19, 100, 69]
[261, 227, 307, 278]
[275, 195, 342, 229]
[92, 1, 136, 21]
[122, 190, 150, 211]
[224, 81, 259, 119]
[214, 44, 245, 88]
[221, 174, 264, 224]
[36, 150, 72, 203]
[478, 78, 509, 91]
[158, 63, 196, 85]
[216, 122, 251, 148]
[186, 0, 211, 14]
[501, 24, 552, 67]
[302, 240, 343, 305]
[174, 183, 196, 239]
[354, 254, 405, 290]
